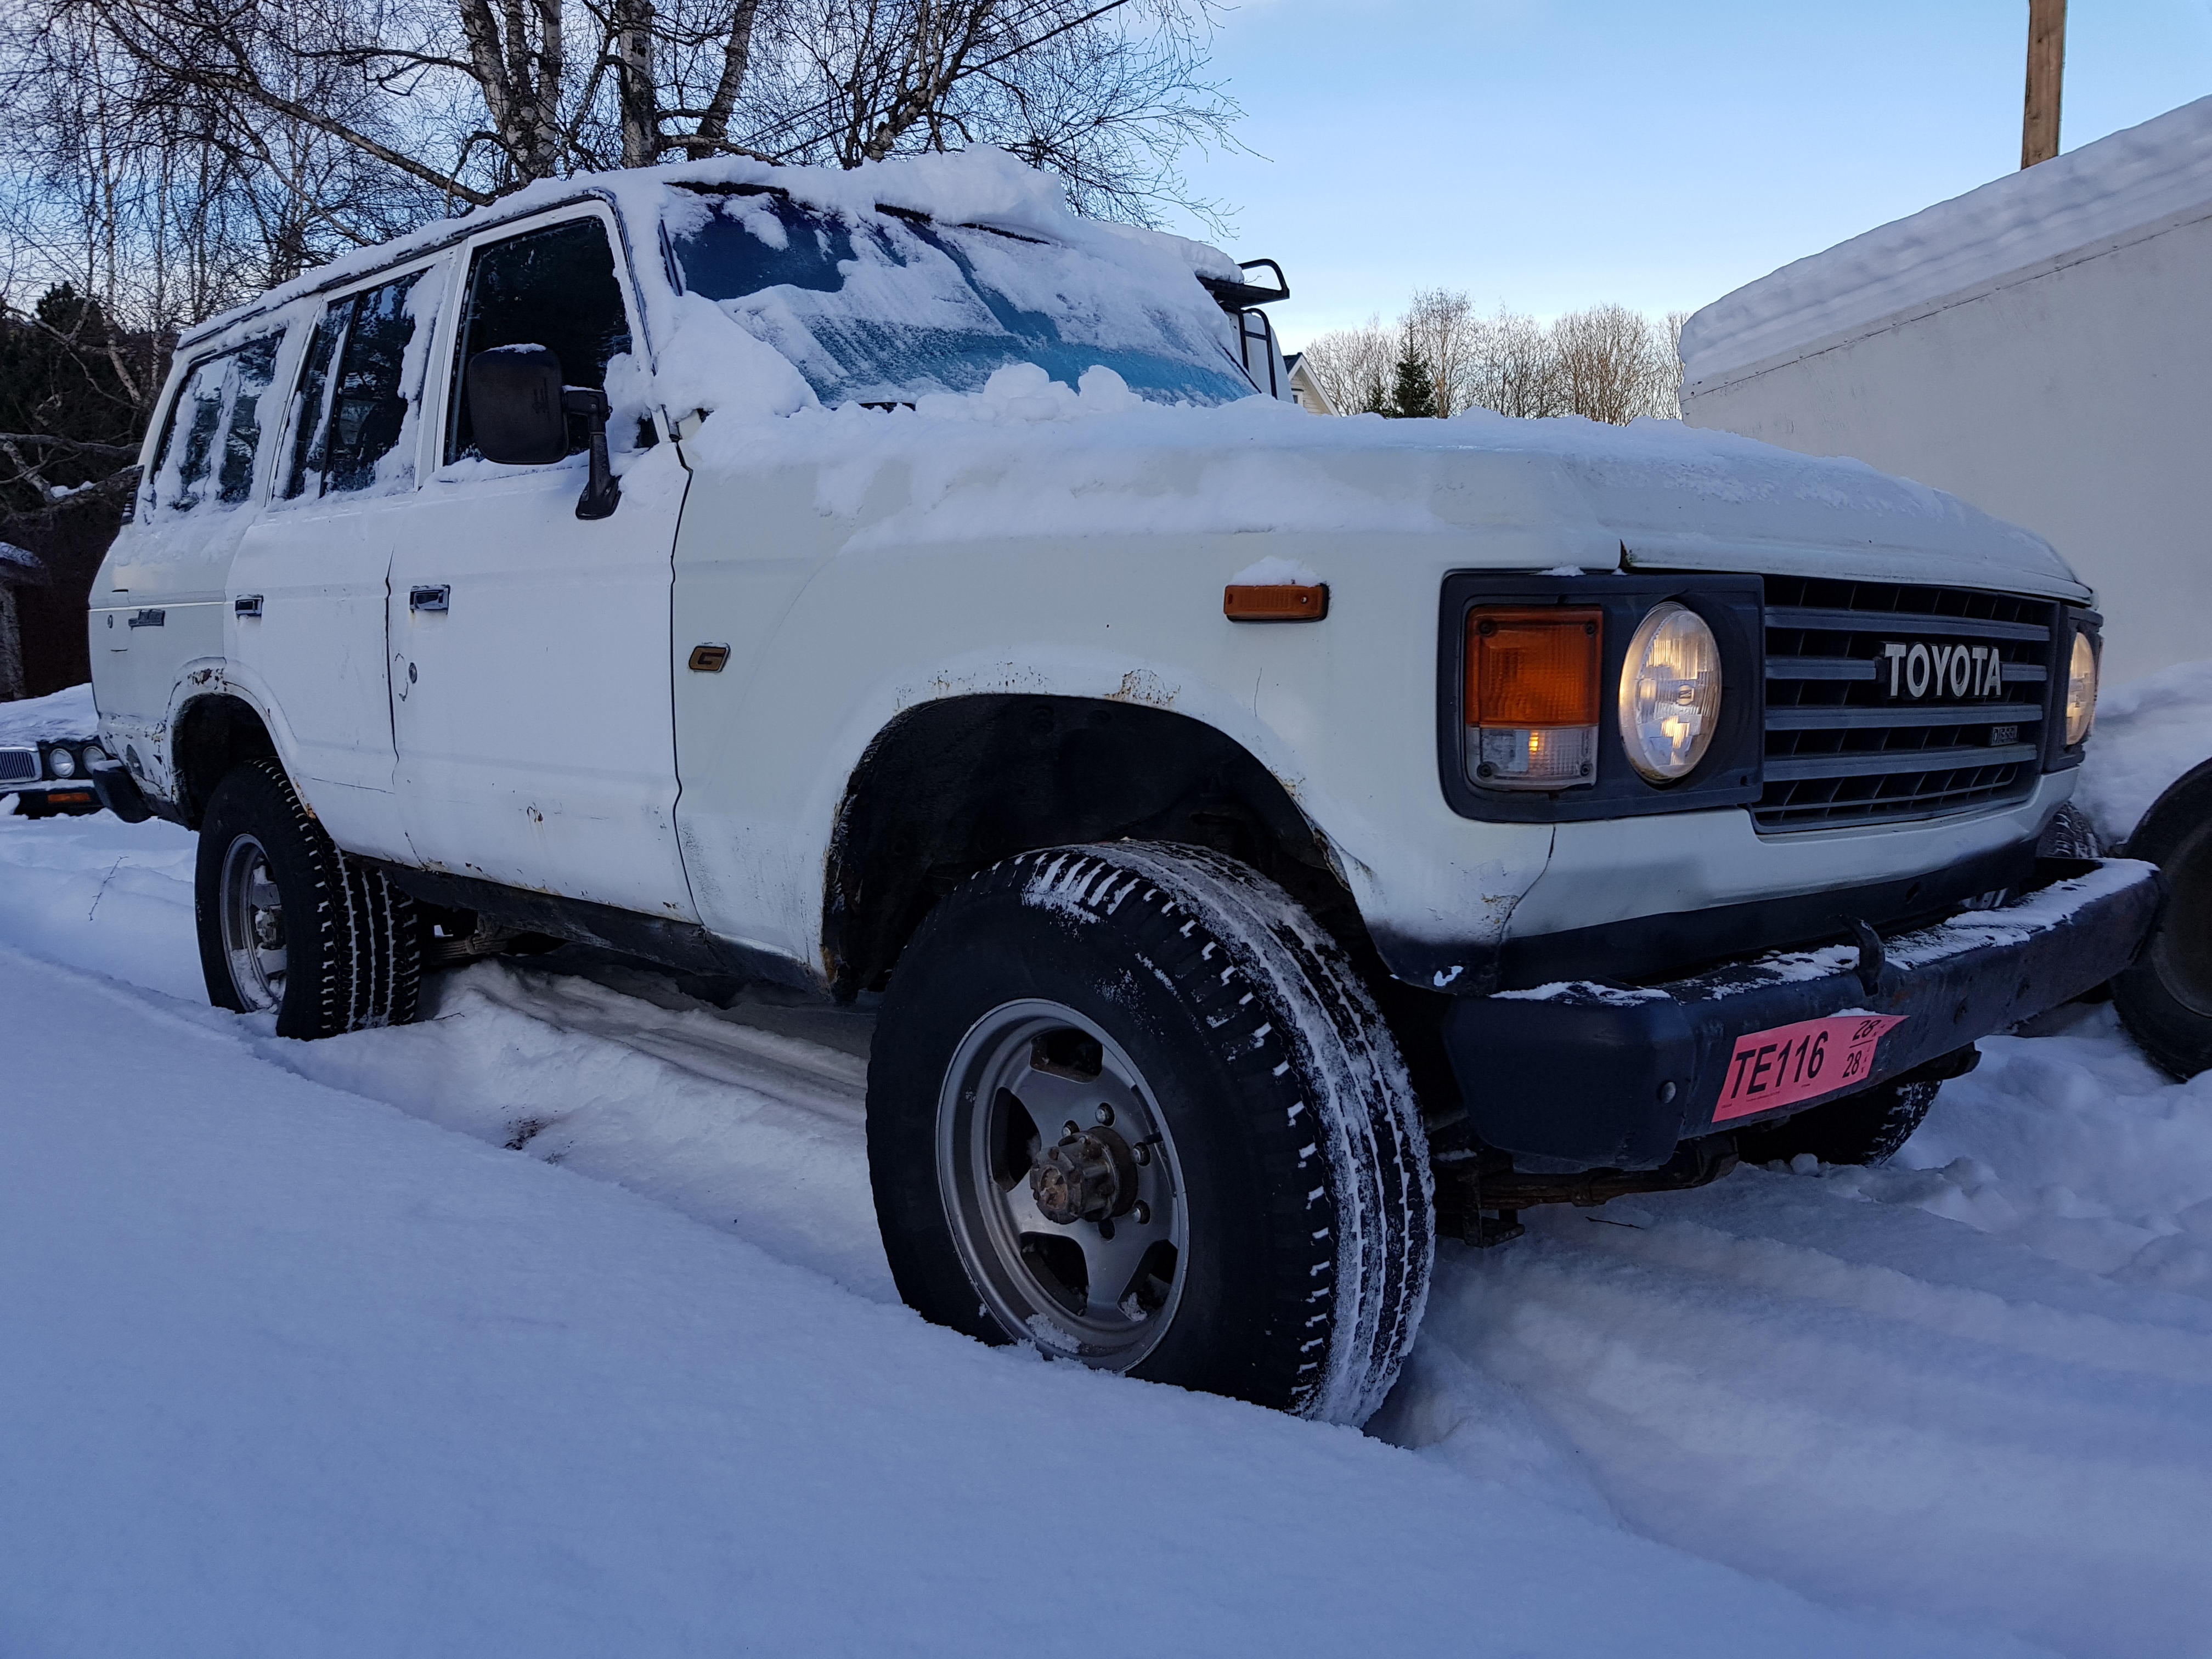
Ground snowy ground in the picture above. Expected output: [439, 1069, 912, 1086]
[3, 677, 2209, 1657]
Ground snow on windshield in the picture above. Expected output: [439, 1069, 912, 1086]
[662, 188, 1254, 408]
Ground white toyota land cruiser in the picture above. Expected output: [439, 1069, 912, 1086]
[88, 148, 2161, 1425]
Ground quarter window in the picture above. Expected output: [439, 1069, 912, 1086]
[284, 267, 439, 500]
[146, 333, 283, 514]
[447, 217, 633, 465]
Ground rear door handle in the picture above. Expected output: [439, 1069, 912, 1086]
[409, 585, 450, 613]
[234, 594, 262, 618]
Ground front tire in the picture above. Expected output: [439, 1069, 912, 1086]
[1733, 1046, 1979, 1167]
[1734, 1077, 1941, 1167]
[867, 843, 1432, 1425]
[195, 758, 420, 1039]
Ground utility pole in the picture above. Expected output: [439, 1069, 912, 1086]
[2022, 0, 2067, 168]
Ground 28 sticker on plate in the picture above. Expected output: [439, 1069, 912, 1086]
[1712, 1013, 1908, 1123]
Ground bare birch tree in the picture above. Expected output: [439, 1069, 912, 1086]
[1397, 287, 1477, 417]
[1295, 315, 1393, 417]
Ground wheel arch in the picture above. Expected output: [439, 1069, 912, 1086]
[170, 690, 280, 829]
[822, 694, 1361, 1000]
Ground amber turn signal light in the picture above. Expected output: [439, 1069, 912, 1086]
[1464, 606, 1602, 791]
[1224, 583, 1329, 622]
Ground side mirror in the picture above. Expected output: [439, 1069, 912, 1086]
[467, 345, 567, 465]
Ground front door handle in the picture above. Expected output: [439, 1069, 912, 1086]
[409, 585, 450, 613]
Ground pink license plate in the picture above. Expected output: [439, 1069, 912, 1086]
[1712, 1013, 1908, 1123]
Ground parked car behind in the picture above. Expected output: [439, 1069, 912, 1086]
[0, 683, 108, 818]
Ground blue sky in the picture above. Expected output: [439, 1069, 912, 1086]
[1163, 0, 2212, 345]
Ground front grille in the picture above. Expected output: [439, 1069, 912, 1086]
[0, 747, 38, 785]
[1758, 576, 2055, 832]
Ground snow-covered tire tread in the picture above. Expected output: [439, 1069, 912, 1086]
[870, 840, 1432, 1426]
[195, 758, 421, 1039]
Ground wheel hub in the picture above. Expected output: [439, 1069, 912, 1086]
[1030, 1124, 1138, 1224]
[936, 1000, 1188, 1367]
[218, 833, 289, 1012]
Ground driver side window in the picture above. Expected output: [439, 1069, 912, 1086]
[446, 216, 634, 466]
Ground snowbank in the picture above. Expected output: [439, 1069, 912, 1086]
[0, 681, 96, 747]
[10, 794, 2212, 1654]
[1682, 95, 2212, 394]
[0, 933, 2022, 1656]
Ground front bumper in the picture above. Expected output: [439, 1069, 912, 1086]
[1442, 857, 2163, 1170]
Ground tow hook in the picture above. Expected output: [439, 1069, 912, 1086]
[1031, 1124, 1139, 1226]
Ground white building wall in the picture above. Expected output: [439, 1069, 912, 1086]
[1683, 212, 2212, 686]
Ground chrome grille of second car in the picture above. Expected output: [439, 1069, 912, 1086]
[1758, 576, 2056, 832]
[0, 746, 38, 785]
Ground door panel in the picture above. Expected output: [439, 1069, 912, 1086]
[229, 260, 450, 861]
[388, 448, 691, 912]
[386, 207, 693, 918]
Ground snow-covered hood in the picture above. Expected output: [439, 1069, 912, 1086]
[681, 368, 2088, 599]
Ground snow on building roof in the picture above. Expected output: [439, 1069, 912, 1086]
[1681, 94, 2212, 397]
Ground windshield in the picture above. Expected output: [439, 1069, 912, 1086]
[663, 189, 1255, 407]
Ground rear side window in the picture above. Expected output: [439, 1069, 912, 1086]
[447, 217, 633, 464]
[145, 333, 284, 515]
[284, 266, 441, 500]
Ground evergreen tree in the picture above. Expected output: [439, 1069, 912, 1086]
[1385, 353, 1436, 419]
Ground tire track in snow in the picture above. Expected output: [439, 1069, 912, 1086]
[1379, 1142, 2212, 1658]
[259, 961, 894, 1300]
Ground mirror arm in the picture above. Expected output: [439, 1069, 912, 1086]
[562, 386, 622, 520]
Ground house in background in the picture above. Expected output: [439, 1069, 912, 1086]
[0, 541, 43, 701]
[1282, 352, 1336, 415]
[1680, 94, 2212, 685]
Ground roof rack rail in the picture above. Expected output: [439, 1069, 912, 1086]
[1198, 258, 1290, 314]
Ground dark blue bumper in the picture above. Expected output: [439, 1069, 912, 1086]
[1442, 858, 2164, 1170]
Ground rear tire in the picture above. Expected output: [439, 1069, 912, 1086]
[195, 758, 420, 1039]
[867, 843, 1432, 1426]
[2113, 759, 2212, 1080]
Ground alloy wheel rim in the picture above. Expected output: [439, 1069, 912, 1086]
[219, 833, 288, 1012]
[936, 999, 1188, 1367]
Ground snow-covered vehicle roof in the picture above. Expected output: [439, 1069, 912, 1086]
[161, 146, 2083, 598]
[177, 146, 1250, 374]
[1681, 94, 2212, 399]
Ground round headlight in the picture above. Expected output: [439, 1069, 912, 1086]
[2065, 630, 2098, 747]
[1619, 602, 1722, 782]
[47, 745, 77, 780]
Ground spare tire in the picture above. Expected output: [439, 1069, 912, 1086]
[2113, 758, 2212, 1080]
